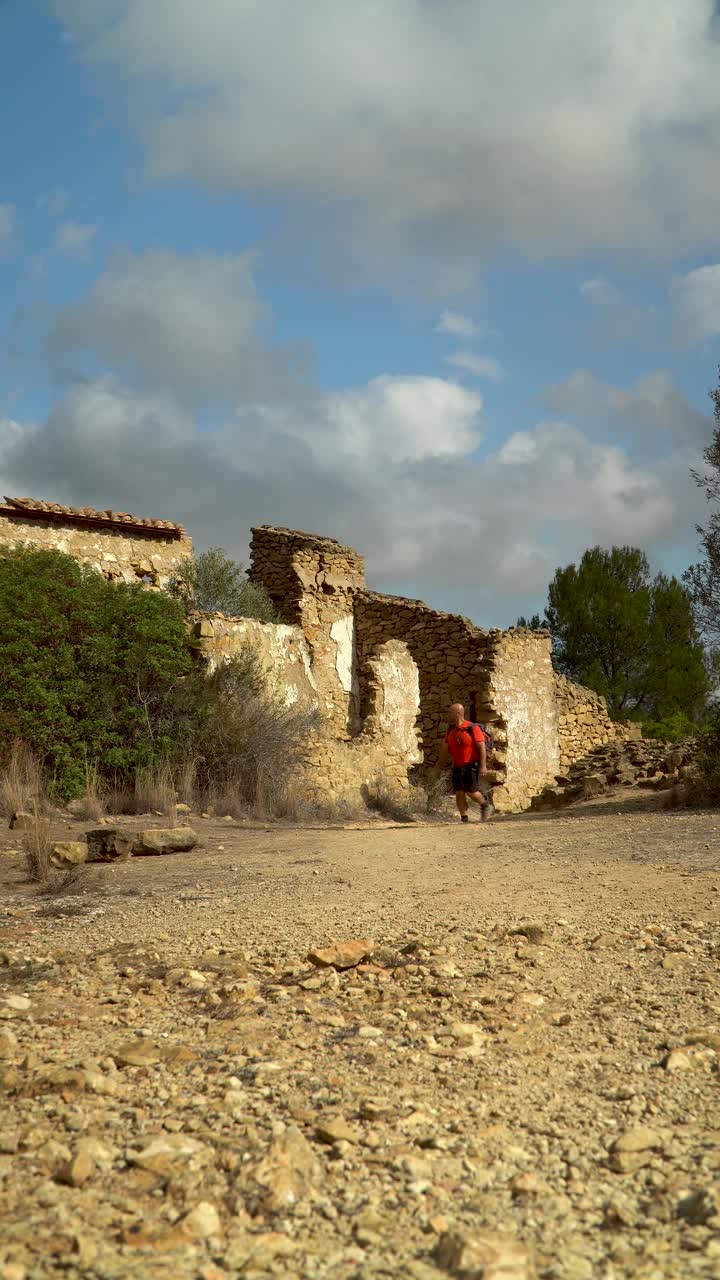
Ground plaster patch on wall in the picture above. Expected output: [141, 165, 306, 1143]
[365, 640, 422, 763]
[330, 614, 356, 695]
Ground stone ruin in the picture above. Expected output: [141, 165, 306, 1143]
[0, 499, 639, 812]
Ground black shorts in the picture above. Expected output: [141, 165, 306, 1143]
[452, 762, 484, 794]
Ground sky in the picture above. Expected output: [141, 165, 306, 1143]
[1, 1, 720, 626]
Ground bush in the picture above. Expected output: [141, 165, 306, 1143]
[641, 710, 699, 742]
[0, 547, 315, 816]
[695, 713, 720, 802]
[0, 548, 193, 799]
[171, 547, 277, 621]
[167, 648, 319, 817]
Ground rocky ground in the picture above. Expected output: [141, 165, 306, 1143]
[1, 792, 719, 1280]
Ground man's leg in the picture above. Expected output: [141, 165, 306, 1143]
[467, 788, 496, 820]
[455, 790, 469, 821]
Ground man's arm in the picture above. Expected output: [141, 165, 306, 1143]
[434, 738, 450, 773]
[478, 736, 487, 775]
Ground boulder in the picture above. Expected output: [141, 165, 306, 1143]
[132, 828, 199, 856]
[85, 828, 134, 863]
[9, 811, 35, 831]
[49, 841, 88, 868]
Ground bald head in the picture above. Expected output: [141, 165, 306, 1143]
[448, 703, 465, 726]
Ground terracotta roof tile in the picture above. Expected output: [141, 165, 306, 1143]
[1, 496, 186, 537]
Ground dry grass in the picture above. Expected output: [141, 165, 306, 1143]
[0, 742, 46, 820]
[108, 760, 178, 820]
[22, 813, 88, 896]
[71, 761, 107, 821]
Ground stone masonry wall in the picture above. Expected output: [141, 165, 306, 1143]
[554, 672, 638, 770]
[188, 613, 318, 710]
[249, 526, 366, 735]
[484, 628, 559, 811]
[0, 507, 192, 589]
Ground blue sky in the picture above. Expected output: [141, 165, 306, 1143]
[1, 0, 720, 626]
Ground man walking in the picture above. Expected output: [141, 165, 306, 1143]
[436, 703, 495, 823]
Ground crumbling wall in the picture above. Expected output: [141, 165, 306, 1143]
[249, 526, 366, 733]
[484, 628, 559, 812]
[188, 614, 318, 710]
[554, 673, 638, 770]
[0, 498, 191, 588]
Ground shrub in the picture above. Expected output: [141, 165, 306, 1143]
[168, 648, 320, 817]
[0, 741, 46, 818]
[170, 547, 277, 621]
[694, 713, 720, 802]
[641, 710, 699, 742]
[0, 548, 193, 800]
[22, 812, 87, 895]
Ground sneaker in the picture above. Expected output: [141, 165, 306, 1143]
[481, 801, 496, 822]
[460, 814, 469, 824]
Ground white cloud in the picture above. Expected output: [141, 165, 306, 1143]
[53, 220, 97, 259]
[579, 277, 620, 306]
[37, 186, 71, 218]
[48, 247, 301, 402]
[544, 369, 709, 444]
[52, 0, 720, 279]
[0, 204, 16, 255]
[437, 311, 479, 339]
[445, 352, 505, 382]
[8, 242, 707, 621]
[671, 264, 720, 342]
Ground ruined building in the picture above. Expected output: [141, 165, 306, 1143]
[0, 498, 633, 812]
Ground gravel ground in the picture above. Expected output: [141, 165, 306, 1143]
[1, 793, 719, 1279]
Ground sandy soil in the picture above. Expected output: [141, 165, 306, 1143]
[1, 793, 719, 1278]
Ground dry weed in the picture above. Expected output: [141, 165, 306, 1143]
[71, 761, 106, 821]
[22, 813, 88, 896]
[0, 742, 46, 819]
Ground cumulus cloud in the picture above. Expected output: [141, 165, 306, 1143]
[671, 264, 720, 343]
[53, 220, 97, 259]
[544, 369, 709, 445]
[3, 374, 706, 622]
[0, 204, 16, 255]
[50, 1, 720, 281]
[48, 248, 305, 402]
[6, 242, 709, 621]
[445, 352, 505, 382]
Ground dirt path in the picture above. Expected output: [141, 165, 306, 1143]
[1, 798, 719, 1278]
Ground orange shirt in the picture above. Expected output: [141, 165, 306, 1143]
[445, 721, 484, 766]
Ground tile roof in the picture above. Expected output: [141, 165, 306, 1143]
[0, 496, 186, 537]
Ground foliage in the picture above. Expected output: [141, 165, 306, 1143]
[685, 367, 720, 646]
[544, 545, 708, 721]
[515, 613, 544, 630]
[640, 710, 698, 742]
[694, 712, 720, 802]
[171, 546, 277, 621]
[0, 548, 193, 799]
[165, 648, 319, 815]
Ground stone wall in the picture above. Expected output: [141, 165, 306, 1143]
[188, 613, 318, 710]
[0, 498, 192, 589]
[248, 526, 366, 734]
[484, 628, 559, 812]
[554, 672, 638, 770]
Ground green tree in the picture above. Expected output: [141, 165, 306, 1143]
[515, 613, 544, 630]
[684, 366, 720, 646]
[544, 545, 708, 721]
[0, 548, 193, 798]
[171, 547, 277, 621]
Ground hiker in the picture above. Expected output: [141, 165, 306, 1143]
[436, 702, 495, 823]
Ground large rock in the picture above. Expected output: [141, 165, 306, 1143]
[132, 828, 199, 856]
[307, 938, 374, 969]
[9, 811, 35, 831]
[85, 828, 134, 862]
[49, 841, 88, 868]
[434, 1228, 534, 1278]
